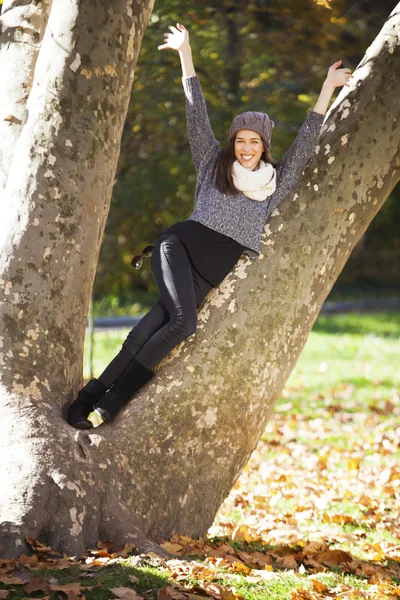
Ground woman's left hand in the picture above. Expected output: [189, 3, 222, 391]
[325, 60, 354, 88]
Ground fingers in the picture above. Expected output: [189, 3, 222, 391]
[159, 22, 187, 51]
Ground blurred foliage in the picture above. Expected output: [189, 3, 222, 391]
[94, 0, 399, 310]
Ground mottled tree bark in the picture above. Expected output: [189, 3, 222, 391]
[0, 2, 399, 559]
[0, 0, 53, 195]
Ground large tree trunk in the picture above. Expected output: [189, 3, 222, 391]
[1, 3, 399, 558]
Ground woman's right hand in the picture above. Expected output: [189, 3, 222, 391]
[158, 23, 190, 52]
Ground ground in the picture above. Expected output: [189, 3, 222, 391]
[0, 311, 399, 600]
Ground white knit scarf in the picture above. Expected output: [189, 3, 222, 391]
[232, 159, 276, 201]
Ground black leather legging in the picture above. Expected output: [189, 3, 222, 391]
[98, 233, 213, 387]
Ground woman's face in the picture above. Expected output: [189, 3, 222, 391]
[234, 129, 264, 170]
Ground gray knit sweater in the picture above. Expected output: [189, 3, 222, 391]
[182, 75, 325, 258]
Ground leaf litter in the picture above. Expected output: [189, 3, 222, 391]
[1, 359, 400, 598]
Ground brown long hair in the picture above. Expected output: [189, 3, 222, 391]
[214, 138, 281, 196]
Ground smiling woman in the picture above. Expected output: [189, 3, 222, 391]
[67, 21, 352, 430]
[215, 111, 279, 197]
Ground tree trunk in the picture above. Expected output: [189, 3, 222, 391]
[1, 3, 399, 558]
[0, 0, 53, 195]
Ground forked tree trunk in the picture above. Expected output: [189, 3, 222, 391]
[0, 2, 399, 558]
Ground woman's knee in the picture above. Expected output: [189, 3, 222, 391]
[170, 312, 198, 340]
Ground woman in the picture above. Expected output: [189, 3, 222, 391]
[67, 23, 353, 429]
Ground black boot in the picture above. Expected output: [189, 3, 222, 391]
[67, 378, 108, 429]
[93, 359, 154, 424]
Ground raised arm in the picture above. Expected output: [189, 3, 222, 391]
[265, 60, 354, 221]
[158, 23, 219, 172]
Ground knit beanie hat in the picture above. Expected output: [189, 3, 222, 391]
[228, 111, 275, 149]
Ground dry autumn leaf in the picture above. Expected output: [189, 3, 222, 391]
[310, 579, 329, 593]
[23, 576, 51, 594]
[230, 561, 251, 574]
[280, 555, 298, 569]
[157, 586, 188, 599]
[303, 542, 328, 556]
[289, 589, 314, 599]
[18, 553, 39, 568]
[160, 542, 184, 554]
[177, 535, 195, 545]
[50, 582, 91, 595]
[111, 586, 144, 600]
[220, 587, 245, 600]
[0, 591, 9, 599]
[97, 539, 114, 551]
[0, 576, 27, 585]
[248, 551, 273, 567]
[317, 549, 353, 567]
[231, 525, 255, 543]
[0, 560, 15, 575]
[25, 537, 54, 554]
[111, 543, 137, 558]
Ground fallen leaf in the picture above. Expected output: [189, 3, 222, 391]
[0, 591, 9, 599]
[311, 579, 329, 593]
[0, 576, 27, 585]
[221, 587, 245, 600]
[317, 549, 353, 567]
[111, 543, 137, 558]
[51, 559, 77, 570]
[24, 576, 51, 594]
[92, 549, 111, 558]
[18, 553, 39, 568]
[303, 542, 327, 556]
[177, 535, 195, 545]
[97, 539, 114, 551]
[0, 559, 15, 575]
[157, 586, 188, 599]
[50, 582, 85, 592]
[25, 536, 53, 553]
[111, 586, 144, 600]
[289, 589, 314, 599]
[248, 551, 273, 567]
[231, 524, 255, 543]
[280, 555, 298, 569]
[230, 561, 251, 574]
[160, 542, 183, 554]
